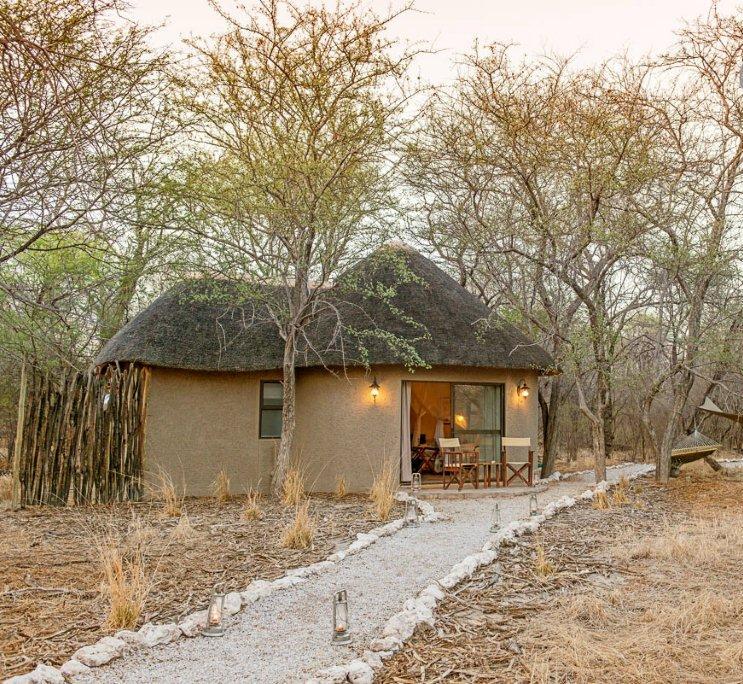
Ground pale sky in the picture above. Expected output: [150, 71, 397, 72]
[130, 0, 738, 80]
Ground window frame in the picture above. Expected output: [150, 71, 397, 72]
[259, 380, 283, 439]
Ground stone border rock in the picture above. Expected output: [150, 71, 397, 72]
[308, 465, 655, 684]
[4, 502, 443, 684]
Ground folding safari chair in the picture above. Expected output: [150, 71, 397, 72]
[501, 437, 534, 487]
[437, 437, 479, 490]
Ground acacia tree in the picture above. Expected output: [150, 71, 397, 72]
[178, 0, 419, 496]
[0, 0, 171, 273]
[405, 47, 662, 480]
[638, 6, 743, 483]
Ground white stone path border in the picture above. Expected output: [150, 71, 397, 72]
[309, 464, 656, 684]
[4, 502, 443, 684]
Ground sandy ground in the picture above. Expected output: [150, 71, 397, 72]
[380, 462, 743, 683]
[0, 494, 401, 679]
[80, 465, 649, 684]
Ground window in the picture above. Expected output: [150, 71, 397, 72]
[260, 381, 283, 438]
[451, 383, 504, 461]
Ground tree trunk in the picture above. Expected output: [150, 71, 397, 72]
[271, 335, 297, 498]
[656, 375, 693, 484]
[591, 417, 607, 482]
[538, 377, 562, 478]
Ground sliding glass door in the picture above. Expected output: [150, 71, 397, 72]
[451, 383, 504, 461]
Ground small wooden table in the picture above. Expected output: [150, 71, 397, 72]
[478, 461, 501, 488]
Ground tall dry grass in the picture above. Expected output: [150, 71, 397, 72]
[521, 513, 743, 683]
[212, 469, 231, 503]
[97, 535, 150, 630]
[150, 468, 184, 517]
[281, 468, 305, 507]
[0, 473, 12, 503]
[369, 456, 397, 521]
[281, 500, 315, 549]
[334, 475, 347, 499]
[243, 486, 263, 520]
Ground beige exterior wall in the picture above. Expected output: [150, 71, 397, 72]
[143, 364, 540, 496]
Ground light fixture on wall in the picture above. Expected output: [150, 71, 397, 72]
[517, 380, 530, 398]
[369, 377, 380, 403]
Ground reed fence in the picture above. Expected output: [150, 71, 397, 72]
[10, 364, 148, 507]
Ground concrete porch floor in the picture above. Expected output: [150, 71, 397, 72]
[411, 482, 548, 500]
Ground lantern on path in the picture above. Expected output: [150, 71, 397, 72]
[204, 589, 225, 637]
[490, 502, 501, 532]
[404, 497, 420, 527]
[411, 472, 421, 493]
[529, 494, 539, 517]
[332, 590, 351, 644]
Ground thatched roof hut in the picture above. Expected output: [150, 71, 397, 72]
[96, 245, 553, 497]
[96, 245, 554, 373]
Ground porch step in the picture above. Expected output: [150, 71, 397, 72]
[413, 483, 548, 500]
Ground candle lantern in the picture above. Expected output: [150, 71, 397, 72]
[332, 590, 351, 644]
[203, 589, 225, 637]
[404, 497, 420, 527]
[490, 502, 501, 532]
[529, 493, 539, 517]
[411, 472, 422, 493]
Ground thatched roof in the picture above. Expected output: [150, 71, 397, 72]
[96, 245, 555, 373]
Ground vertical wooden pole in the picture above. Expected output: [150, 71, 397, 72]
[11, 361, 27, 510]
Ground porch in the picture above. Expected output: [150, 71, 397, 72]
[402, 380, 536, 491]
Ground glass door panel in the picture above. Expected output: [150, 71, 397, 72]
[452, 384, 503, 461]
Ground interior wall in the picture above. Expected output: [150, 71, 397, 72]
[410, 381, 451, 445]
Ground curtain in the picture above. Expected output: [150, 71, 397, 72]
[434, 419, 444, 442]
[400, 381, 412, 482]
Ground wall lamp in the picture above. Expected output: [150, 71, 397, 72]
[369, 377, 380, 403]
[517, 379, 530, 398]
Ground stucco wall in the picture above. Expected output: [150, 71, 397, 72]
[144, 367, 281, 497]
[143, 365, 540, 496]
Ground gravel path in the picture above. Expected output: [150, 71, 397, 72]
[82, 464, 648, 684]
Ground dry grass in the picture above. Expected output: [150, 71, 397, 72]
[212, 470, 231, 503]
[592, 490, 610, 509]
[281, 500, 315, 549]
[533, 544, 555, 577]
[97, 535, 150, 630]
[242, 487, 263, 521]
[0, 474, 12, 503]
[150, 468, 183, 517]
[369, 456, 397, 521]
[1, 493, 400, 678]
[334, 475, 347, 499]
[281, 468, 305, 507]
[171, 512, 197, 540]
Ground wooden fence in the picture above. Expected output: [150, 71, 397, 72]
[10, 364, 149, 507]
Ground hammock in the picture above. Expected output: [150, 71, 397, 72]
[698, 397, 743, 425]
[671, 429, 722, 474]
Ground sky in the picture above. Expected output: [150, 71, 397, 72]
[130, 0, 739, 81]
